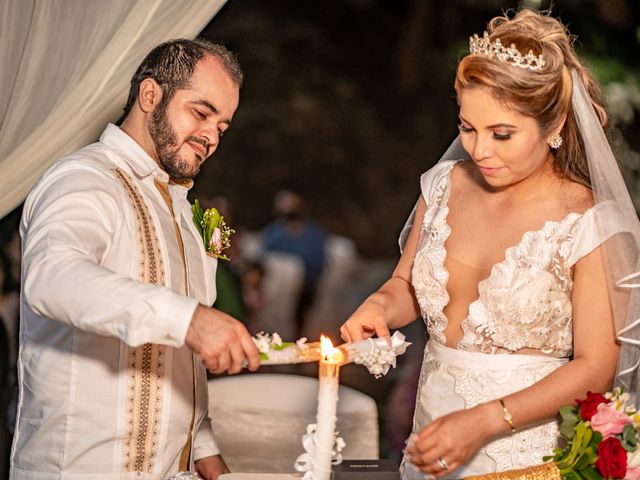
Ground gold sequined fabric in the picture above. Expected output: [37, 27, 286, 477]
[465, 462, 561, 480]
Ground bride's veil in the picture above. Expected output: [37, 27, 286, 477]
[571, 69, 640, 401]
[398, 136, 468, 250]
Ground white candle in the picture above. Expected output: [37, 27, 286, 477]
[312, 337, 344, 480]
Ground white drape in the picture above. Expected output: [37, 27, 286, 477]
[0, 0, 227, 218]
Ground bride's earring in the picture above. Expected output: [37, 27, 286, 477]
[548, 135, 563, 149]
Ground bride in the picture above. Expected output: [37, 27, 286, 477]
[340, 9, 640, 479]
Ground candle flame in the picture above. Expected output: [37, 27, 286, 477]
[320, 335, 344, 364]
[320, 335, 334, 357]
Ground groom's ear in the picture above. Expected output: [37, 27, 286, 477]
[138, 78, 164, 114]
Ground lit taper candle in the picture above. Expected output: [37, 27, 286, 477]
[313, 336, 345, 480]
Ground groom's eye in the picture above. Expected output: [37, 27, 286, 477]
[193, 109, 206, 120]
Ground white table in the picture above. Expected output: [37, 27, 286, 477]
[219, 474, 302, 480]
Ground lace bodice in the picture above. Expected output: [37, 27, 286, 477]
[410, 160, 616, 357]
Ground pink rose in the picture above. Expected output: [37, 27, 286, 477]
[591, 403, 632, 438]
[627, 449, 640, 480]
[209, 227, 222, 252]
[627, 466, 640, 480]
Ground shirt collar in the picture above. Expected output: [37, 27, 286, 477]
[100, 123, 194, 192]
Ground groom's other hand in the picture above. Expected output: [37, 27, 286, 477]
[186, 304, 260, 374]
[195, 454, 230, 480]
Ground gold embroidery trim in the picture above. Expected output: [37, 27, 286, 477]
[114, 168, 166, 474]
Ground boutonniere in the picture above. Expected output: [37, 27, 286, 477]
[191, 199, 235, 261]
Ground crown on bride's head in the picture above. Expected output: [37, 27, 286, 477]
[469, 32, 546, 72]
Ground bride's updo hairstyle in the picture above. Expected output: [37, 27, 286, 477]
[455, 9, 607, 188]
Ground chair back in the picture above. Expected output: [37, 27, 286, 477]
[208, 373, 378, 473]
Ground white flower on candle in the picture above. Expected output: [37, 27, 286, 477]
[253, 332, 272, 354]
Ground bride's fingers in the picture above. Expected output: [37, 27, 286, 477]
[372, 320, 391, 338]
[339, 324, 352, 343]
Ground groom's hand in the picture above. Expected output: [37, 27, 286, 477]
[195, 454, 230, 480]
[186, 304, 260, 374]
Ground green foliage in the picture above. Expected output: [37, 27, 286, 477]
[621, 423, 638, 452]
[548, 419, 603, 480]
[559, 406, 580, 440]
[270, 342, 295, 351]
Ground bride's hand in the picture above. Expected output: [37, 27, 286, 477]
[405, 403, 502, 476]
[340, 299, 390, 342]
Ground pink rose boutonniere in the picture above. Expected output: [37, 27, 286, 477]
[191, 199, 235, 261]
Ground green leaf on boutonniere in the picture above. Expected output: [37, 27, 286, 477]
[191, 199, 235, 261]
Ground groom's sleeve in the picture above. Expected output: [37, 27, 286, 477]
[193, 414, 221, 460]
[21, 160, 197, 348]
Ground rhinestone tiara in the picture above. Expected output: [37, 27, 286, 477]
[469, 31, 546, 72]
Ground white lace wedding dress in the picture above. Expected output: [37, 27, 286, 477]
[401, 160, 623, 479]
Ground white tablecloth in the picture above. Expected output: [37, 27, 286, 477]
[219, 474, 301, 479]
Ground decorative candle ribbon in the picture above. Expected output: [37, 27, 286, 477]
[345, 331, 410, 378]
[294, 423, 345, 479]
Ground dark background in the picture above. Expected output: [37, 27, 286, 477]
[194, 0, 640, 258]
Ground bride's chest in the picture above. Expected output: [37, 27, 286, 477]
[412, 190, 579, 354]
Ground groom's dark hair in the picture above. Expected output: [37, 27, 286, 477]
[116, 38, 243, 125]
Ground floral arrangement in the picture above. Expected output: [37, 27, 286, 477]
[191, 199, 235, 261]
[252, 331, 308, 361]
[544, 388, 640, 480]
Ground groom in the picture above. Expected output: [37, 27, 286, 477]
[11, 39, 259, 480]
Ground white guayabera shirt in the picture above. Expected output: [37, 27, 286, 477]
[11, 124, 220, 480]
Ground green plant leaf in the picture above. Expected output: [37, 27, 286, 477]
[578, 466, 603, 480]
[271, 342, 296, 351]
[622, 423, 638, 451]
[259, 352, 269, 361]
[559, 406, 580, 439]
[563, 469, 582, 480]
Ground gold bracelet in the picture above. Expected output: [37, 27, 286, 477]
[499, 398, 516, 434]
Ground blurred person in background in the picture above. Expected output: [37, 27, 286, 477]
[262, 190, 326, 336]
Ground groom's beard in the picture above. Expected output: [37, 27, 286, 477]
[149, 103, 203, 180]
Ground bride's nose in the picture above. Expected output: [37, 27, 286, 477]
[472, 134, 493, 161]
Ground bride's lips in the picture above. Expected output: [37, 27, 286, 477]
[478, 165, 502, 176]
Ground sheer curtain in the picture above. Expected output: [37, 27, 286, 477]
[0, 0, 227, 218]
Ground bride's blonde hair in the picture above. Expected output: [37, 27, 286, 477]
[455, 9, 608, 188]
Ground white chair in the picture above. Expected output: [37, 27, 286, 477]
[209, 373, 378, 474]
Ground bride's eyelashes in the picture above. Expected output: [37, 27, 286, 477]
[457, 123, 512, 141]
[492, 132, 512, 141]
[458, 122, 474, 133]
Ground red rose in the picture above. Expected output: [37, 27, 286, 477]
[577, 391, 610, 421]
[595, 437, 627, 479]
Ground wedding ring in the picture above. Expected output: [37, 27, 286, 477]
[437, 457, 449, 471]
